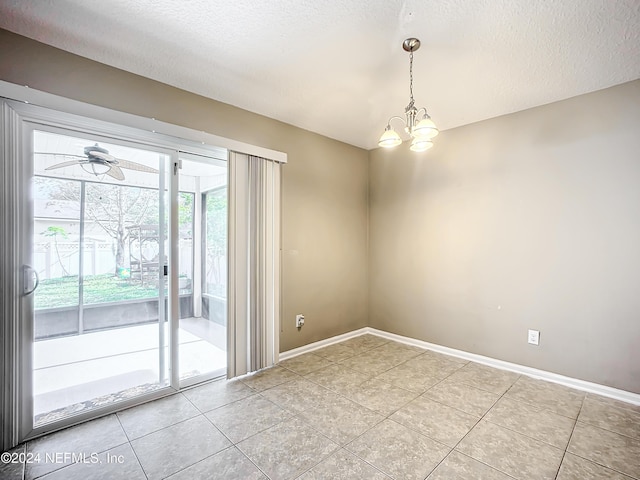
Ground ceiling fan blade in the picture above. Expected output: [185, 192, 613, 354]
[44, 160, 82, 171]
[35, 152, 86, 159]
[105, 165, 125, 181]
[116, 158, 159, 174]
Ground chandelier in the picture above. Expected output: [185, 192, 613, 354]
[378, 38, 439, 152]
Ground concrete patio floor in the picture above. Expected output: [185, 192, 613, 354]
[33, 319, 226, 419]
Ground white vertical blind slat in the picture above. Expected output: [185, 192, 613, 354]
[227, 152, 280, 378]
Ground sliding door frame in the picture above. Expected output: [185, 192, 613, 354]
[0, 99, 228, 446]
[18, 111, 180, 443]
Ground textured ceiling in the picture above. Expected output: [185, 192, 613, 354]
[1, 0, 639, 149]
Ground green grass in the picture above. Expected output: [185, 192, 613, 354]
[36, 274, 159, 309]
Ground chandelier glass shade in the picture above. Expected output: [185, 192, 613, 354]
[378, 38, 438, 152]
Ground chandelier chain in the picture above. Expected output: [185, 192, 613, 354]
[409, 50, 414, 105]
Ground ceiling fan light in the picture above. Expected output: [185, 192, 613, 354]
[81, 162, 111, 176]
[378, 127, 402, 148]
[410, 137, 434, 152]
[412, 117, 439, 139]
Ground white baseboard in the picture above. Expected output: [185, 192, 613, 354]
[279, 327, 640, 406]
[278, 328, 369, 361]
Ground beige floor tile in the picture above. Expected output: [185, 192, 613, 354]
[504, 376, 585, 418]
[299, 395, 383, 445]
[339, 335, 389, 353]
[587, 394, 640, 415]
[373, 341, 426, 357]
[339, 350, 398, 376]
[556, 452, 634, 480]
[299, 449, 390, 479]
[165, 446, 267, 480]
[260, 378, 337, 414]
[377, 346, 424, 365]
[373, 362, 443, 393]
[240, 366, 301, 392]
[484, 397, 576, 449]
[456, 420, 564, 480]
[579, 396, 640, 440]
[278, 353, 334, 375]
[399, 342, 430, 353]
[403, 353, 467, 378]
[312, 343, 358, 362]
[424, 380, 500, 416]
[182, 378, 255, 413]
[344, 377, 419, 416]
[303, 364, 371, 394]
[346, 419, 450, 480]
[130, 415, 231, 480]
[391, 396, 479, 447]
[568, 422, 640, 478]
[0, 444, 25, 480]
[36, 443, 146, 480]
[424, 350, 469, 364]
[446, 363, 520, 395]
[427, 451, 514, 480]
[117, 393, 200, 440]
[26, 414, 128, 480]
[205, 395, 290, 443]
[238, 417, 338, 480]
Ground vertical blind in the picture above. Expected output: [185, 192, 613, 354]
[227, 152, 281, 378]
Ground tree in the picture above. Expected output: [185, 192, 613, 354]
[41, 225, 70, 276]
[42, 177, 159, 275]
[178, 192, 194, 235]
[205, 189, 227, 294]
[84, 183, 159, 273]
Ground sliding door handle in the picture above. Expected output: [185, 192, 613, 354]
[23, 265, 39, 296]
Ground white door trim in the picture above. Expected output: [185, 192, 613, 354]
[0, 80, 287, 164]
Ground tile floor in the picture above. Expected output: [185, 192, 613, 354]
[2, 334, 640, 480]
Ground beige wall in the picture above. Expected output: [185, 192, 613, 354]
[0, 29, 369, 352]
[370, 80, 640, 393]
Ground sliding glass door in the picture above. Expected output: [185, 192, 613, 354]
[16, 117, 228, 437]
[177, 154, 228, 384]
[30, 127, 171, 427]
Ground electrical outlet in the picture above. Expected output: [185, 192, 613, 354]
[296, 314, 305, 328]
[528, 329, 540, 346]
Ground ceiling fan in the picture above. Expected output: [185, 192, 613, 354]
[36, 143, 159, 180]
